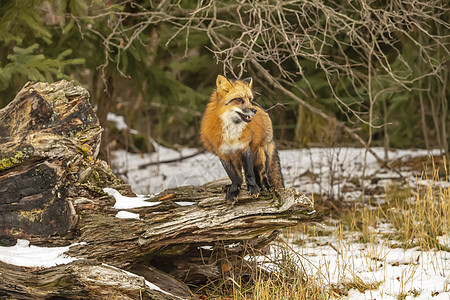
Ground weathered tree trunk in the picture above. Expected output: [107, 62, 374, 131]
[0, 80, 102, 244]
[0, 81, 321, 299]
[0, 260, 181, 300]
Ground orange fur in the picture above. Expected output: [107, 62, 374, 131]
[201, 85, 269, 159]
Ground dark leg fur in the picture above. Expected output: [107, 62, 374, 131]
[220, 159, 243, 203]
[254, 166, 262, 189]
[242, 149, 260, 196]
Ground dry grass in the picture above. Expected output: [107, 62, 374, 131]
[197, 242, 331, 300]
[381, 161, 450, 251]
[341, 157, 450, 251]
[196, 156, 449, 299]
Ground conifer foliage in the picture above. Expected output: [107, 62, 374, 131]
[0, 1, 448, 153]
[0, 1, 84, 96]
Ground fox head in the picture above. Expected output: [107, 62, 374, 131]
[215, 75, 257, 124]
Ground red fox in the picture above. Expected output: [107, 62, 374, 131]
[200, 75, 284, 203]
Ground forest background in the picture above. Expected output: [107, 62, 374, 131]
[1, 0, 448, 160]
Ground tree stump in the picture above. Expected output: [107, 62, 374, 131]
[0, 80, 322, 299]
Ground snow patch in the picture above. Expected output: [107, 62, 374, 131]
[0, 239, 82, 268]
[175, 201, 196, 206]
[103, 188, 158, 209]
[107, 112, 128, 131]
[115, 211, 140, 220]
[107, 112, 138, 134]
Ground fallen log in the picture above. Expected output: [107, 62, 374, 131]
[0, 80, 322, 299]
[0, 259, 183, 300]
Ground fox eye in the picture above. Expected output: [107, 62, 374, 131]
[234, 97, 243, 103]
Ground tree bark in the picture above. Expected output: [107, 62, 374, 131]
[0, 260, 182, 300]
[0, 80, 321, 299]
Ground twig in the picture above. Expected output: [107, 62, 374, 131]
[138, 149, 206, 169]
[265, 102, 286, 112]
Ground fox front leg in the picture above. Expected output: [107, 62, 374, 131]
[242, 149, 261, 197]
[220, 159, 243, 203]
[254, 147, 271, 191]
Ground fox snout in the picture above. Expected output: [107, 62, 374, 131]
[236, 107, 257, 123]
[245, 107, 257, 115]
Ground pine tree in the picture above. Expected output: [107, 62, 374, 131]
[0, 0, 84, 106]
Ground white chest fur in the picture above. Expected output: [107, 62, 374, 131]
[219, 110, 248, 155]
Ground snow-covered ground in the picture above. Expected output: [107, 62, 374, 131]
[254, 231, 450, 300]
[1, 144, 448, 299]
[109, 145, 449, 299]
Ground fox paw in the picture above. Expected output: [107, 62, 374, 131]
[223, 184, 231, 193]
[226, 193, 238, 204]
[226, 184, 240, 204]
[248, 184, 260, 197]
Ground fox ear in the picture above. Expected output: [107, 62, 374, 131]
[216, 75, 232, 92]
[242, 77, 253, 88]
